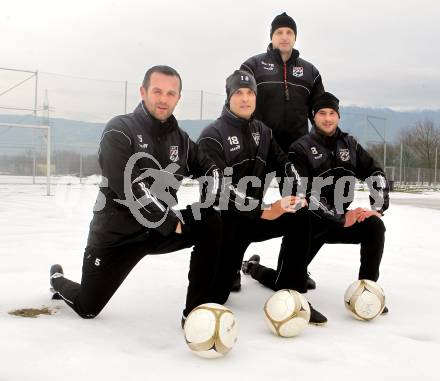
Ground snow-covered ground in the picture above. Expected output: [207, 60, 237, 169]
[1, 178, 439, 381]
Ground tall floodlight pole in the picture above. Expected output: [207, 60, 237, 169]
[383, 119, 387, 169]
[33, 70, 39, 184]
[32, 147, 36, 184]
[366, 115, 387, 168]
[46, 127, 51, 196]
[399, 143, 403, 184]
[42, 90, 50, 195]
[34, 70, 39, 117]
[79, 153, 83, 184]
[435, 147, 438, 186]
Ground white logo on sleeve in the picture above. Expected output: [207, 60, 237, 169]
[94, 258, 101, 266]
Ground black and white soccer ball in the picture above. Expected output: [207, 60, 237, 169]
[264, 289, 310, 337]
[344, 279, 386, 321]
[184, 303, 238, 358]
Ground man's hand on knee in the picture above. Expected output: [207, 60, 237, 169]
[357, 210, 382, 223]
[344, 208, 364, 227]
[261, 196, 306, 220]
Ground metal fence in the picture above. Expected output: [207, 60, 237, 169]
[0, 67, 225, 122]
[1, 66, 439, 190]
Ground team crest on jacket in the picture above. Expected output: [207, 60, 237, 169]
[339, 148, 350, 162]
[252, 132, 260, 145]
[169, 146, 179, 162]
[292, 66, 304, 77]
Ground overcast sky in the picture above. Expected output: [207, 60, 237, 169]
[1, 0, 440, 121]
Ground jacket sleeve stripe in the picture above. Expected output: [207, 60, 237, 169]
[257, 81, 311, 94]
[198, 136, 224, 150]
[99, 129, 132, 150]
[313, 74, 321, 84]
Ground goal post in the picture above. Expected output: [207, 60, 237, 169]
[0, 122, 51, 195]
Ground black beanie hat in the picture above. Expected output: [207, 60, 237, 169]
[312, 92, 340, 116]
[270, 12, 297, 38]
[225, 70, 257, 102]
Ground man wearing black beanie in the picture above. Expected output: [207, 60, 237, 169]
[197, 70, 327, 325]
[240, 11, 325, 152]
[235, 12, 325, 292]
[242, 92, 390, 319]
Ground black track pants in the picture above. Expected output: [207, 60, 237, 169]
[212, 209, 310, 304]
[249, 214, 386, 288]
[308, 214, 386, 281]
[52, 208, 222, 318]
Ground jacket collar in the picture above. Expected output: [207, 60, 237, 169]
[267, 43, 300, 65]
[310, 126, 344, 148]
[134, 101, 178, 136]
[220, 105, 253, 128]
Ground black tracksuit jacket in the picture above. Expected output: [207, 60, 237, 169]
[288, 127, 390, 225]
[241, 44, 324, 152]
[197, 106, 301, 218]
[87, 102, 219, 248]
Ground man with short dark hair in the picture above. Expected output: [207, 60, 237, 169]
[242, 92, 390, 319]
[240, 12, 325, 152]
[49, 65, 222, 320]
[199, 70, 326, 324]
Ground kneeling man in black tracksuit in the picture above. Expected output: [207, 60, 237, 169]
[197, 70, 326, 324]
[49, 65, 222, 320]
[243, 92, 389, 318]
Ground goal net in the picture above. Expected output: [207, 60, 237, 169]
[0, 122, 51, 195]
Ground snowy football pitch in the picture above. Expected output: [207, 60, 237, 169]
[1, 179, 438, 381]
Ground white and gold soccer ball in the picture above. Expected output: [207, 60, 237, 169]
[344, 279, 386, 321]
[183, 303, 238, 358]
[264, 289, 310, 337]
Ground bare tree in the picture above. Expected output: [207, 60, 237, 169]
[400, 119, 440, 184]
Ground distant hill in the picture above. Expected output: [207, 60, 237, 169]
[0, 115, 217, 154]
[338, 106, 440, 146]
[1, 107, 440, 154]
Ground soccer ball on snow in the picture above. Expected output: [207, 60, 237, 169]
[344, 279, 386, 321]
[264, 289, 310, 337]
[183, 303, 238, 358]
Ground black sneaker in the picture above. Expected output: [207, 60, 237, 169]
[50, 264, 64, 300]
[382, 306, 389, 314]
[230, 271, 242, 292]
[241, 254, 260, 275]
[308, 302, 327, 325]
[306, 272, 316, 290]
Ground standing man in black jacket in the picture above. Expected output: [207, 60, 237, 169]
[240, 12, 325, 153]
[49, 65, 222, 320]
[198, 70, 326, 324]
[237, 12, 325, 291]
[242, 92, 389, 318]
